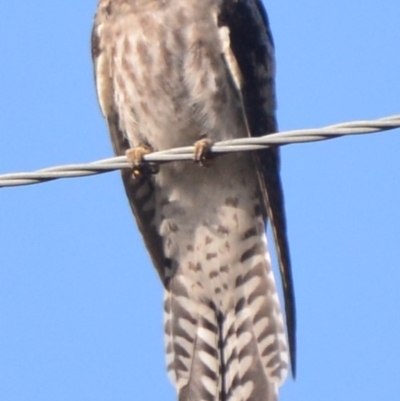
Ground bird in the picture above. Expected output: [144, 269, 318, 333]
[91, 0, 295, 400]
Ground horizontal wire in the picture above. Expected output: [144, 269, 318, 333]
[1, 114, 399, 188]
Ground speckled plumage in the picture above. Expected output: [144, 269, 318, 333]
[92, 1, 295, 400]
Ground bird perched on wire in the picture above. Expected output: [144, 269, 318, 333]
[91, 0, 295, 400]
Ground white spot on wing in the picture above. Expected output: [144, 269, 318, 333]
[197, 327, 216, 347]
[201, 376, 217, 397]
[218, 26, 243, 91]
[199, 350, 217, 372]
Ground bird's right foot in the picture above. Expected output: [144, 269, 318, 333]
[126, 145, 158, 178]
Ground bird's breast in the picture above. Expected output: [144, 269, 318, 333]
[107, 3, 245, 151]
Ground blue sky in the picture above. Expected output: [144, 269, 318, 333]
[1, 1, 399, 400]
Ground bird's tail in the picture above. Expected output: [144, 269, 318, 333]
[164, 233, 289, 401]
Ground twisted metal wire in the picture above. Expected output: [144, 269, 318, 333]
[1, 114, 399, 188]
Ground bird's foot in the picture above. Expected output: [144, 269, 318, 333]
[126, 145, 158, 178]
[193, 138, 214, 167]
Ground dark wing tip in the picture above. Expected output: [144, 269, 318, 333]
[217, 0, 297, 378]
[261, 152, 297, 378]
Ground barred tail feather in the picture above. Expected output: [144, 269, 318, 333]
[164, 274, 221, 401]
[221, 234, 288, 401]
[164, 229, 288, 401]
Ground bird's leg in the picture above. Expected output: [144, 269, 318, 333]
[193, 137, 214, 167]
[126, 144, 159, 178]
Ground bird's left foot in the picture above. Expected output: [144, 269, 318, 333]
[193, 138, 214, 167]
[126, 145, 158, 178]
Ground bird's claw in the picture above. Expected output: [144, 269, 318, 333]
[126, 145, 158, 178]
[193, 138, 214, 167]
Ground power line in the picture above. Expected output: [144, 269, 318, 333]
[1, 114, 399, 188]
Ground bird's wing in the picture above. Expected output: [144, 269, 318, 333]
[91, 17, 168, 285]
[218, 0, 296, 376]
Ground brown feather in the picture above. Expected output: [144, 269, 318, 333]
[91, 18, 168, 285]
[218, 0, 296, 376]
